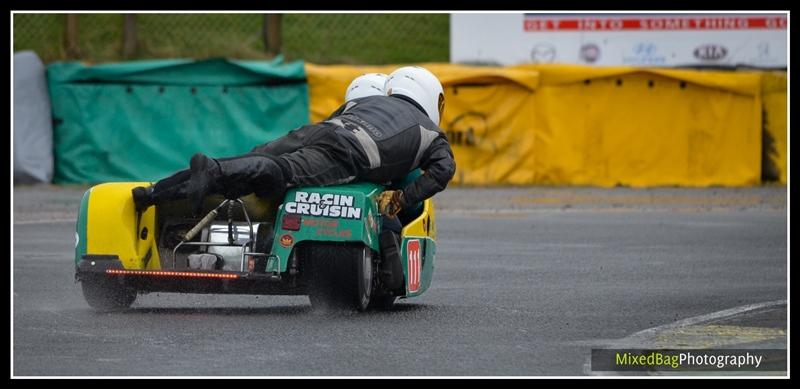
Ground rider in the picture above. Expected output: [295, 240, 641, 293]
[132, 66, 455, 285]
[133, 66, 453, 217]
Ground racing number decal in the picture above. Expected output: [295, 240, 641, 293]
[407, 239, 421, 293]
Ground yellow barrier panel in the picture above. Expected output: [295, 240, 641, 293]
[306, 63, 771, 187]
[518, 65, 763, 187]
[440, 75, 538, 185]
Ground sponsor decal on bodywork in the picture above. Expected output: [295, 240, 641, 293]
[284, 191, 362, 219]
[316, 228, 352, 238]
[279, 234, 294, 248]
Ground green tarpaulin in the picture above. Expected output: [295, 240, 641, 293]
[48, 57, 309, 184]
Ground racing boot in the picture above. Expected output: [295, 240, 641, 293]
[132, 169, 193, 213]
[131, 185, 155, 213]
[379, 229, 404, 291]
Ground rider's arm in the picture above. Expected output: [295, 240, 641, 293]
[401, 136, 456, 206]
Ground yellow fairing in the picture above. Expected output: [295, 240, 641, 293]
[86, 182, 160, 270]
[401, 199, 436, 240]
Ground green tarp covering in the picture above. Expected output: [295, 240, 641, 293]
[48, 57, 309, 184]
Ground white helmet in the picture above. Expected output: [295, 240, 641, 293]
[345, 73, 389, 102]
[385, 66, 445, 125]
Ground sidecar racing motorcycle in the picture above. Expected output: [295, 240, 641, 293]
[74, 181, 437, 312]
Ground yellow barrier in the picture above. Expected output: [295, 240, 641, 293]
[518, 64, 763, 187]
[305, 63, 783, 187]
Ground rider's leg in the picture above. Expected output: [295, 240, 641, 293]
[185, 137, 359, 215]
[379, 216, 404, 290]
[134, 124, 336, 212]
[131, 153, 288, 214]
[186, 152, 288, 216]
[250, 124, 330, 156]
[272, 127, 360, 187]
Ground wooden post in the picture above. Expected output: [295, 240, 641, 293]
[122, 14, 138, 59]
[65, 14, 80, 59]
[263, 14, 282, 57]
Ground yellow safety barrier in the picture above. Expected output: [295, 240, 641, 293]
[305, 63, 784, 187]
[517, 64, 763, 187]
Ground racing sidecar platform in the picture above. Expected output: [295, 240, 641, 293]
[74, 182, 437, 312]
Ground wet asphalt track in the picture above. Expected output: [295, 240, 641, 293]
[12, 186, 787, 376]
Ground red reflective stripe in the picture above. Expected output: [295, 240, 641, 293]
[411, 253, 416, 291]
[414, 249, 420, 289]
[105, 269, 239, 279]
[407, 240, 421, 293]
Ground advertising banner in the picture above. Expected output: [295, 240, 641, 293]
[451, 13, 787, 68]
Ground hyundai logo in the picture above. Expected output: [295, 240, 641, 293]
[633, 43, 657, 56]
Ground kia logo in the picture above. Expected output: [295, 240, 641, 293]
[694, 44, 728, 61]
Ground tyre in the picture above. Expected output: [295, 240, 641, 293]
[307, 243, 373, 312]
[81, 276, 137, 312]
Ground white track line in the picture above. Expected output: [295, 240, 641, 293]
[581, 300, 787, 375]
[626, 299, 787, 341]
[573, 299, 788, 348]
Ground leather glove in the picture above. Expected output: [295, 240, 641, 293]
[378, 190, 406, 218]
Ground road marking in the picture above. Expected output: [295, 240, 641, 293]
[14, 219, 76, 225]
[649, 324, 785, 349]
[575, 300, 787, 348]
[578, 300, 787, 376]
[626, 300, 786, 342]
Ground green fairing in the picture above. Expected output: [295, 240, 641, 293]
[267, 183, 383, 273]
[74, 188, 91, 266]
[48, 57, 310, 184]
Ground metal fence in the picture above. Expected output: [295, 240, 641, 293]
[282, 13, 449, 64]
[13, 13, 450, 64]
